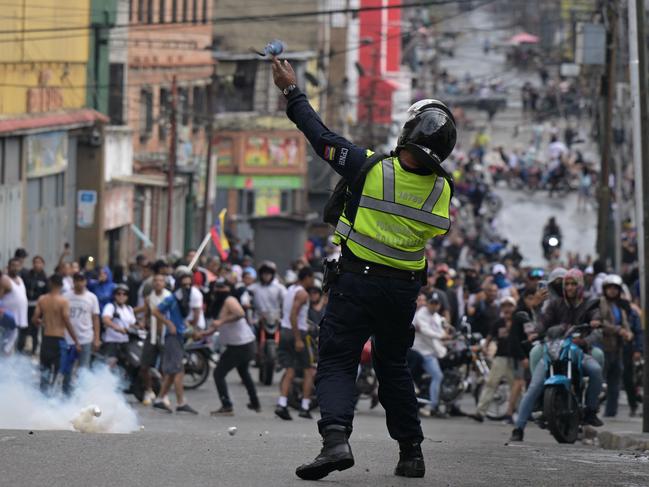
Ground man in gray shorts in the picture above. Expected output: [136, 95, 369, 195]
[151, 270, 198, 415]
[275, 267, 315, 420]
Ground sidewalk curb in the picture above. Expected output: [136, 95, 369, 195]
[596, 430, 649, 452]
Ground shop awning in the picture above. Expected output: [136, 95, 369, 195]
[112, 173, 186, 187]
[0, 109, 108, 135]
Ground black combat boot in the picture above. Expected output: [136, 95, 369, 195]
[295, 425, 354, 480]
[394, 440, 425, 478]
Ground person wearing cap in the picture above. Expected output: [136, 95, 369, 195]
[273, 56, 456, 479]
[101, 284, 136, 367]
[471, 296, 517, 422]
[412, 292, 452, 418]
[492, 264, 519, 304]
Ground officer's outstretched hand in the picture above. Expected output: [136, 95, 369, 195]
[271, 56, 297, 91]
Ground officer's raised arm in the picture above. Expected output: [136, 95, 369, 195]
[271, 56, 367, 181]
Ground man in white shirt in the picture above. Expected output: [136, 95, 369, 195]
[62, 272, 100, 393]
[138, 273, 172, 406]
[0, 258, 29, 353]
[275, 267, 316, 421]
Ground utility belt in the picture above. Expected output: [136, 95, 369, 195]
[322, 256, 426, 292]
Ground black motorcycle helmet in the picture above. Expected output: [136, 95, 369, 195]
[396, 99, 457, 173]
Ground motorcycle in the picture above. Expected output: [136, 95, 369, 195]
[411, 319, 508, 417]
[256, 313, 280, 386]
[356, 339, 379, 408]
[539, 324, 591, 444]
[542, 233, 561, 261]
[183, 336, 218, 390]
[99, 327, 161, 402]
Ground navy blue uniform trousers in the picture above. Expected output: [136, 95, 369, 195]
[315, 271, 423, 443]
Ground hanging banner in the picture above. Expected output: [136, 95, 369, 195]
[25, 131, 68, 178]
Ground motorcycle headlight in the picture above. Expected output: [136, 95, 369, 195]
[548, 237, 559, 247]
[547, 340, 563, 361]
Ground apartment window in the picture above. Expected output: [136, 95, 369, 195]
[147, 0, 153, 23]
[192, 0, 198, 23]
[201, 0, 207, 23]
[159, 0, 166, 22]
[108, 63, 125, 125]
[237, 190, 255, 217]
[178, 87, 190, 125]
[137, 0, 144, 22]
[182, 0, 188, 22]
[192, 86, 206, 129]
[172, 0, 177, 22]
[280, 190, 293, 213]
[140, 88, 154, 138]
[215, 60, 256, 112]
[159, 87, 170, 140]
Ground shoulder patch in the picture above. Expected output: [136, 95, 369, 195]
[324, 145, 336, 161]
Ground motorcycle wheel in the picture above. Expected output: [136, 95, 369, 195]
[183, 350, 210, 390]
[543, 387, 579, 444]
[439, 369, 464, 404]
[259, 341, 276, 386]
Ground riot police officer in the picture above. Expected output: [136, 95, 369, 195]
[271, 56, 456, 480]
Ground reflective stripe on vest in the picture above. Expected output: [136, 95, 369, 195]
[360, 159, 450, 230]
[335, 220, 425, 261]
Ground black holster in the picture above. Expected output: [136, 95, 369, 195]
[322, 259, 340, 293]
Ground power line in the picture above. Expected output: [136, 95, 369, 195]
[0, 0, 487, 35]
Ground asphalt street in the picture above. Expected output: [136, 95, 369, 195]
[1, 376, 648, 487]
[438, 4, 598, 266]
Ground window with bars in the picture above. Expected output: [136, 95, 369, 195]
[140, 88, 154, 138]
[159, 87, 170, 140]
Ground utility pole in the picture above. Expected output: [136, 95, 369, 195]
[201, 68, 217, 237]
[166, 75, 178, 255]
[596, 0, 617, 263]
[628, 0, 649, 434]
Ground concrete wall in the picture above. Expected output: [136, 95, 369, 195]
[0, 0, 91, 114]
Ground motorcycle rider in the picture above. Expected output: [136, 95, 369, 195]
[541, 217, 562, 260]
[248, 261, 286, 331]
[510, 268, 604, 442]
[598, 274, 634, 417]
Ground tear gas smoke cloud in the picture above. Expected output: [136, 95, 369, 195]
[0, 355, 139, 434]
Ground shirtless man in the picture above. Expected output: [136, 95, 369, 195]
[33, 274, 80, 394]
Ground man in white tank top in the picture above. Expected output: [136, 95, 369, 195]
[275, 267, 316, 421]
[0, 258, 29, 353]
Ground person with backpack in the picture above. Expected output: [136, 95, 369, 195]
[272, 56, 456, 480]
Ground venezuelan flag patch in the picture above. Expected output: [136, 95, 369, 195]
[324, 145, 336, 161]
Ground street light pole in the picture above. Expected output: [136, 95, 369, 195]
[596, 0, 617, 263]
[628, 0, 649, 434]
[166, 75, 178, 255]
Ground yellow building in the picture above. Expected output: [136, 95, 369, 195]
[0, 0, 91, 114]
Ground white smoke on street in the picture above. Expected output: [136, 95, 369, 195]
[0, 355, 139, 434]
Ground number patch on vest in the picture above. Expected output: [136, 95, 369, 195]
[397, 191, 424, 205]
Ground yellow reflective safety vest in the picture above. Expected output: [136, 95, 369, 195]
[333, 154, 452, 271]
